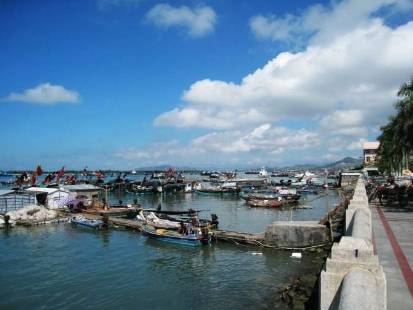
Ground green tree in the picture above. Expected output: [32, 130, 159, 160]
[378, 77, 413, 173]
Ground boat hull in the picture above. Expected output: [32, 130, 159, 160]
[142, 225, 209, 246]
[70, 218, 103, 229]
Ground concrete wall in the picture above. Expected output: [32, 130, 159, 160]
[319, 177, 386, 310]
[264, 221, 328, 248]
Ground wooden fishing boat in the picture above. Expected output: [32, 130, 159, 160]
[70, 216, 103, 229]
[196, 187, 239, 194]
[83, 206, 139, 218]
[142, 224, 210, 246]
[241, 193, 280, 201]
[246, 199, 284, 208]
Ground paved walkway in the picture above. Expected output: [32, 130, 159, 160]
[371, 201, 413, 310]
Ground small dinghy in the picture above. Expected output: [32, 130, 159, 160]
[142, 224, 210, 246]
[70, 216, 104, 229]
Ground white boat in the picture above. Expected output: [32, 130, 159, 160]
[185, 183, 193, 193]
[136, 211, 181, 230]
[70, 216, 104, 229]
[259, 167, 268, 178]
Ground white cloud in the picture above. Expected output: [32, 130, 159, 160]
[6, 83, 79, 105]
[319, 110, 369, 137]
[117, 124, 320, 167]
[154, 20, 413, 130]
[146, 3, 217, 37]
[250, 0, 413, 44]
[144, 0, 413, 166]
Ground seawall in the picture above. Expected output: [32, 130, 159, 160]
[319, 175, 387, 309]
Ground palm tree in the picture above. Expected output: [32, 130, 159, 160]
[377, 77, 413, 173]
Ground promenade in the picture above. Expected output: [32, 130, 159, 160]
[372, 200, 413, 310]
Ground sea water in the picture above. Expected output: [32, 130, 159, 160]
[0, 174, 336, 309]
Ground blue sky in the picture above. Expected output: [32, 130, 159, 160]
[1, 0, 413, 170]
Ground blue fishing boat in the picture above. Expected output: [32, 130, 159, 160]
[142, 224, 210, 247]
[70, 216, 104, 229]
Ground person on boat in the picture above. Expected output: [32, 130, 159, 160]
[200, 226, 209, 243]
[178, 221, 188, 235]
[191, 216, 199, 227]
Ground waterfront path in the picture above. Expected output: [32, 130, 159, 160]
[371, 200, 413, 310]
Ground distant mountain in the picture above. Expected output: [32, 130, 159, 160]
[134, 165, 199, 172]
[131, 157, 362, 172]
[321, 157, 363, 169]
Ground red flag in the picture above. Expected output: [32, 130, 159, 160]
[36, 165, 43, 176]
[56, 166, 65, 178]
[56, 166, 65, 183]
[31, 174, 37, 186]
[43, 174, 51, 185]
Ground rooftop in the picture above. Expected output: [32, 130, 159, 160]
[25, 187, 66, 194]
[0, 189, 15, 196]
[363, 141, 380, 150]
[62, 184, 102, 191]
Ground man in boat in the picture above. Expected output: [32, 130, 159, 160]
[190, 216, 199, 227]
[178, 221, 188, 235]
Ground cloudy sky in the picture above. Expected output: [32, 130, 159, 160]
[1, 0, 413, 170]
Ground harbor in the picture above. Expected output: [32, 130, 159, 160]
[2, 1, 413, 309]
[1, 169, 340, 309]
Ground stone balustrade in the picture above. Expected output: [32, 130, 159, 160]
[319, 175, 386, 310]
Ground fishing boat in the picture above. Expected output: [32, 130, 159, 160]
[142, 224, 210, 246]
[136, 211, 181, 230]
[140, 209, 219, 230]
[246, 199, 284, 208]
[70, 216, 104, 229]
[241, 193, 280, 201]
[259, 167, 268, 178]
[196, 184, 239, 194]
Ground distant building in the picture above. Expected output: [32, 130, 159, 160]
[363, 141, 380, 166]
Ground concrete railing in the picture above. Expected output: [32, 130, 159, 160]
[319, 176, 386, 310]
[338, 269, 378, 310]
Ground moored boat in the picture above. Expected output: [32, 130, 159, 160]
[136, 211, 181, 230]
[259, 167, 268, 178]
[142, 224, 210, 246]
[70, 216, 104, 229]
[246, 199, 284, 208]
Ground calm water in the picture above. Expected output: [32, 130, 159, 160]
[0, 174, 336, 309]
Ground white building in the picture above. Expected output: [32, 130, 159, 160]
[363, 141, 380, 166]
[61, 184, 102, 206]
[25, 187, 71, 209]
